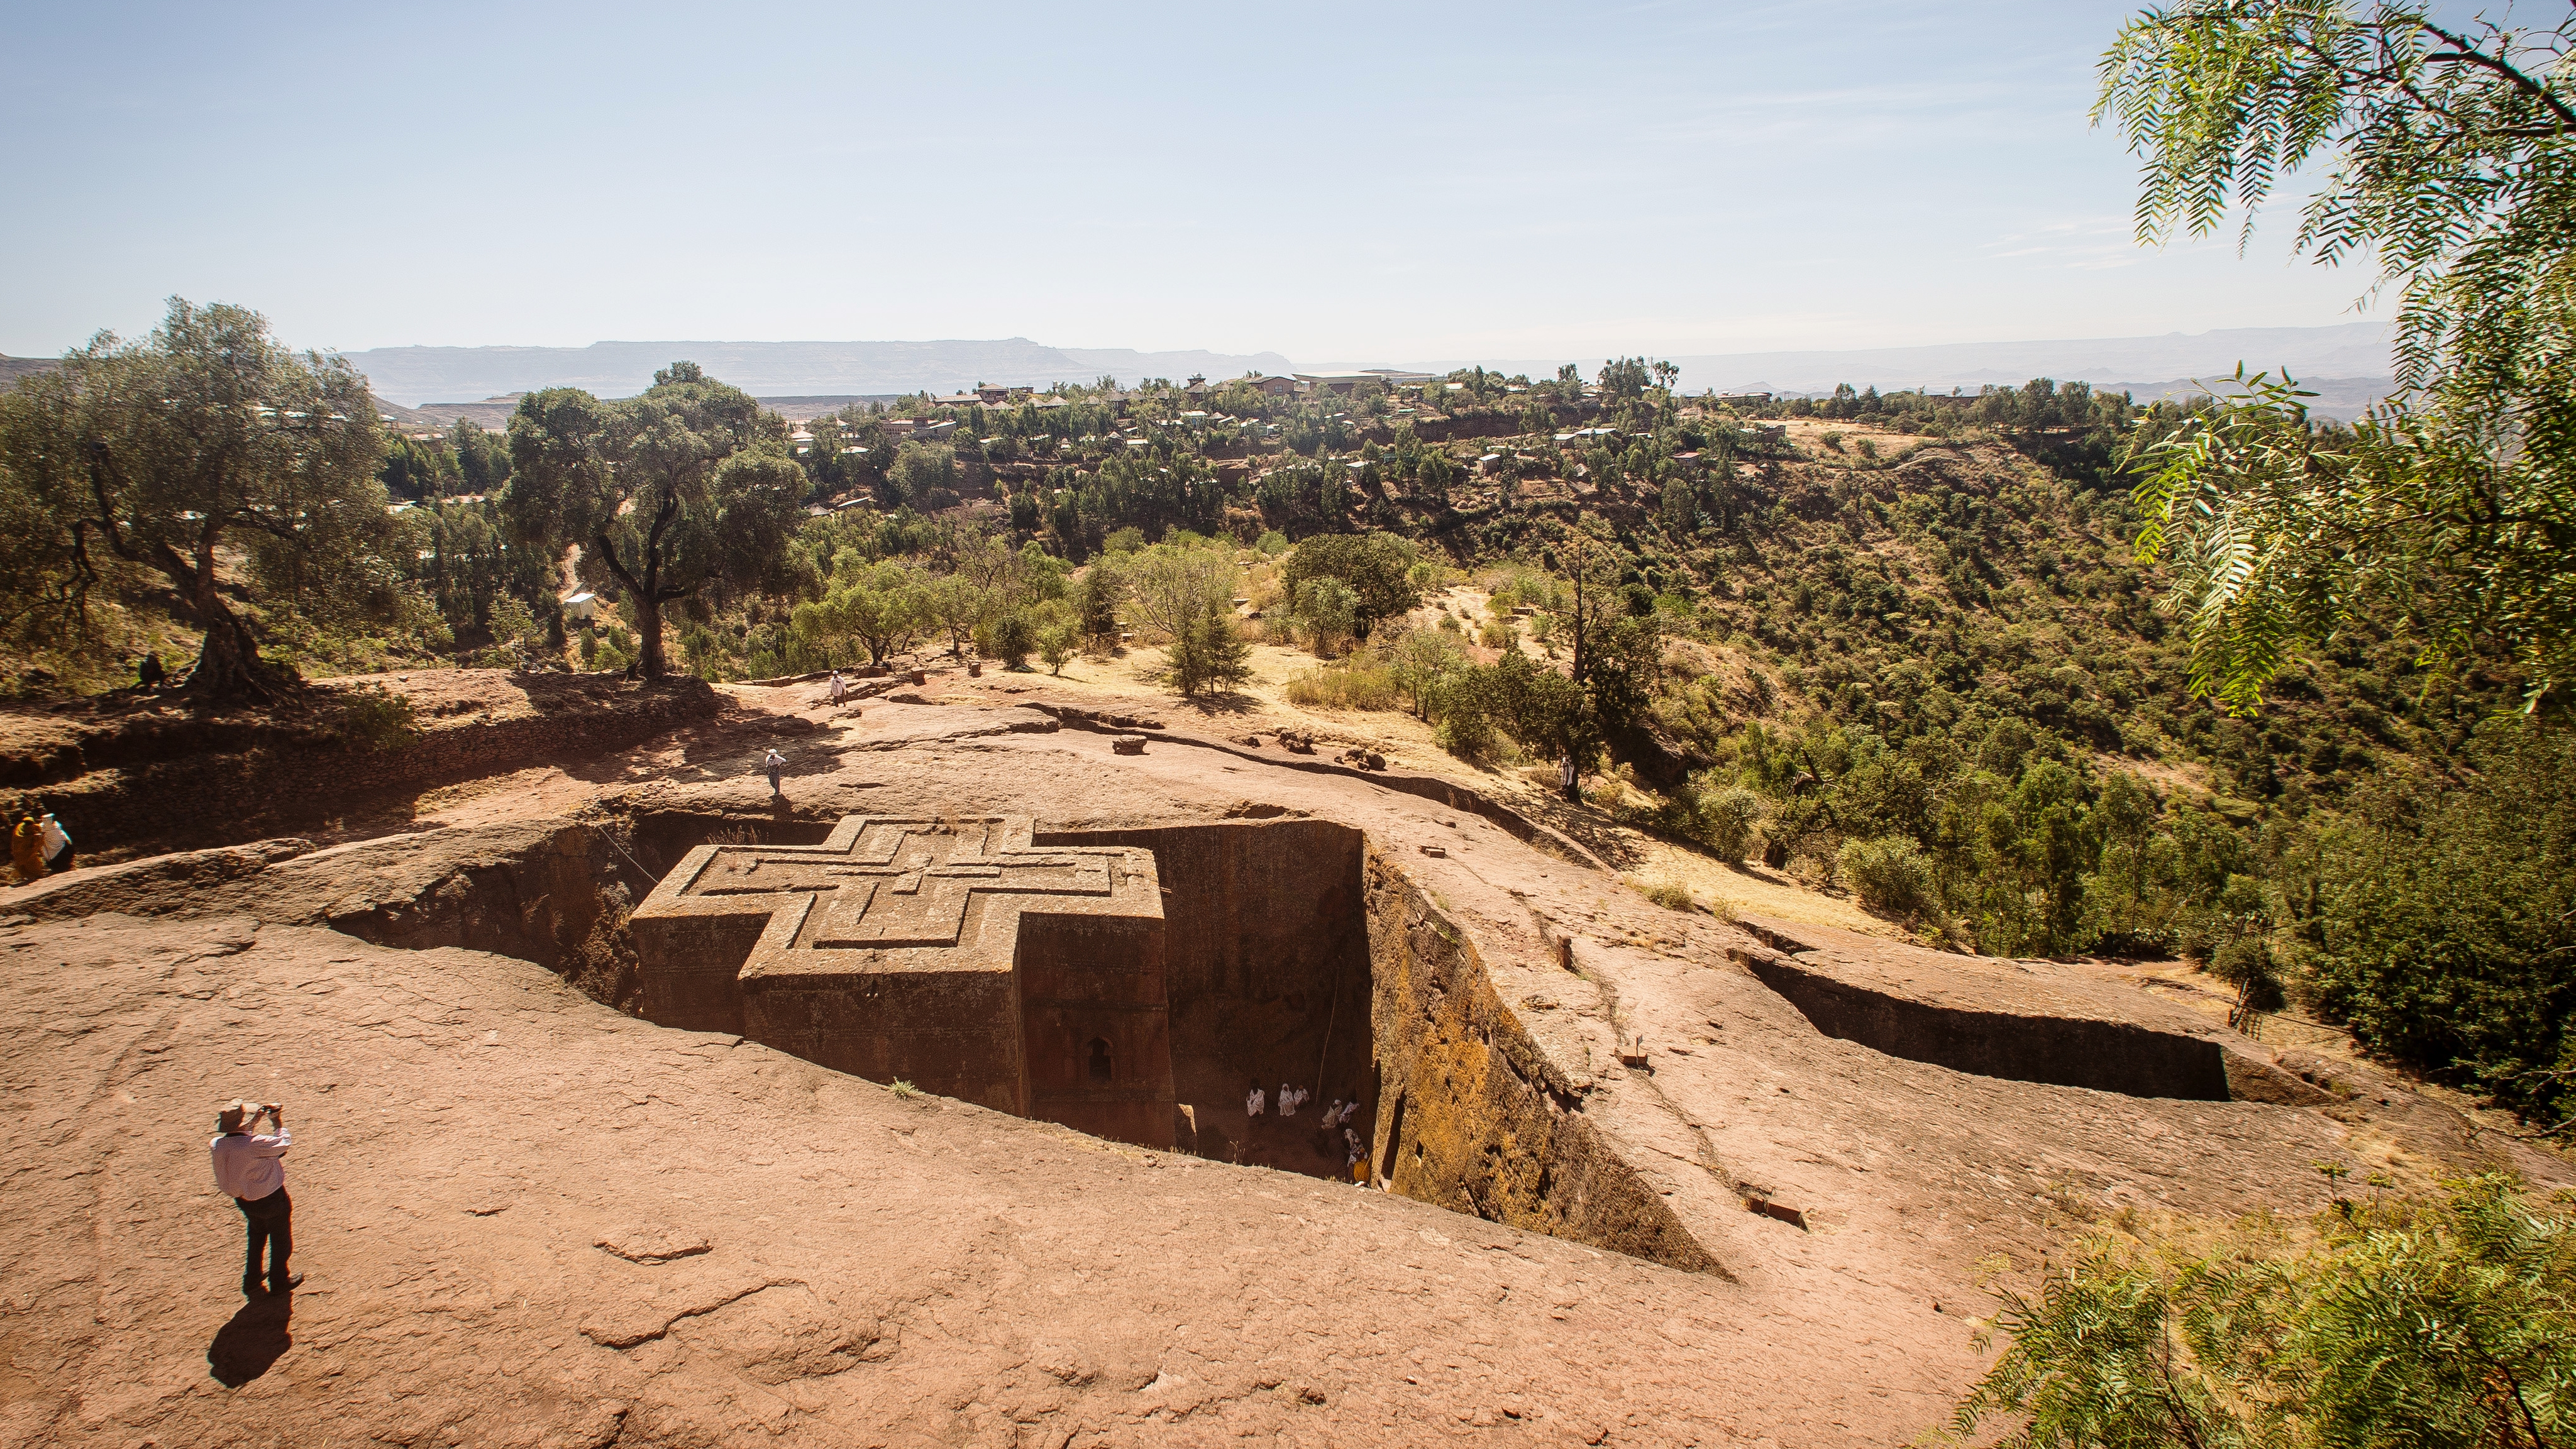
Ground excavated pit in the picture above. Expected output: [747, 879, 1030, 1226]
[327, 810, 1719, 1272]
[1744, 947, 2233, 1101]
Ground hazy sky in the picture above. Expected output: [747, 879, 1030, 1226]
[1, 1, 2379, 365]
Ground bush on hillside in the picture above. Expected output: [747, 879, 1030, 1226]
[1701, 785, 1763, 864]
[1954, 1174, 2576, 1449]
[2303, 720, 2576, 1123]
[1838, 835, 1937, 918]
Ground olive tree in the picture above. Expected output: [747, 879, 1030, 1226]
[502, 362, 804, 679]
[0, 297, 394, 700]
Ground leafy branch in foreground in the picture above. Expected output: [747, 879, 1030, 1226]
[1952, 1174, 2576, 1449]
[2099, 1, 2576, 711]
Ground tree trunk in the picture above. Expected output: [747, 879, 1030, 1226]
[633, 593, 668, 680]
[183, 579, 291, 704]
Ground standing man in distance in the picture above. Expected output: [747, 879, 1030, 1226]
[211, 1100, 301, 1296]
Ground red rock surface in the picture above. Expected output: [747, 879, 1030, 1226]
[4, 680, 2563, 1446]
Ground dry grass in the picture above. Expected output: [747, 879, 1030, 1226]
[1640, 879, 1697, 913]
[1283, 664, 1399, 711]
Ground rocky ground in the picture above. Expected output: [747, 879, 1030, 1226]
[3, 673, 2562, 1448]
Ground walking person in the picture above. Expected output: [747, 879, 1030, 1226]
[827, 669, 848, 707]
[38, 810, 70, 874]
[210, 1100, 301, 1296]
[9, 813, 41, 885]
[763, 748, 787, 796]
[1559, 751, 1579, 804]
[136, 652, 166, 691]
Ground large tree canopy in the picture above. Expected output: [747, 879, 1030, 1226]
[501, 361, 804, 679]
[2100, 1, 2576, 711]
[0, 297, 396, 700]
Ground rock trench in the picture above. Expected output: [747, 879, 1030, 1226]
[292, 809, 1729, 1272]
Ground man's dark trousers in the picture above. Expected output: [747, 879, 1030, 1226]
[238, 1187, 292, 1293]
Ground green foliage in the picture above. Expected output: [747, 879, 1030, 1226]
[1954, 1174, 2576, 1449]
[2100, 2, 2576, 708]
[888, 441, 959, 509]
[2302, 720, 2576, 1123]
[1385, 624, 1469, 720]
[1293, 576, 1360, 657]
[1076, 557, 1126, 647]
[792, 559, 925, 666]
[1032, 601, 1079, 675]
[333, 683, 420, 751]
[1699, 784, 1764, 864]
[1282, 531, 1420, 633]
[502, 361, 803, 679]
[985, 610, 1036, 669]
[1838, 835, 1938, 919]
[0, 297, 402, 699]
[1166, 612, 1251, 698]
[1431, 650, 1593, 763]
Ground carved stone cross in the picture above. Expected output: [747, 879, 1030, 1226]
[631, 815, 1175, 1147]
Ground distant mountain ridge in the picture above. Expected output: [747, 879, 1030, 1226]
[1407, 322, 2396, 402]
[343, 339, 1298, 407]
[8, 322, 2402, 420]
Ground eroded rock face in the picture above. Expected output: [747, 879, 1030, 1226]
[630, 815, 1176, 1148]
[1364, 845, 1723, 1274]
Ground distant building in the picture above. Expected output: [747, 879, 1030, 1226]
[562, 592, 599, 623]
[1294, 371, 1407, 394]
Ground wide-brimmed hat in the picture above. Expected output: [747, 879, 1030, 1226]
[216, 1100, 255, 1132]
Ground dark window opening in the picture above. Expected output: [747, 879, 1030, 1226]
[1088, 1037, 1112, 1083]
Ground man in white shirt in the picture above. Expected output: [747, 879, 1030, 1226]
[211, 1100, 300, 1296]
[1244, 1081, 1265, 1119]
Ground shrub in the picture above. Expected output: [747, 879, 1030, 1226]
[1954, 1174, 2576, 1449]
[986, 611, 1036, 669]
[1282, 531, 1419, 630]
[1036, 616, 1078, 675]
[1295, 577, 1360, 657]
[1166, 613, 1251, 698]
[1701, 785, 1762, 864]
[2209, 934, 2286, 1030]
[1642, 880, 1696, 912]
[2304, 719, 2576, 1122]
[1838, 834, 1936, 917]
[334, 683, 419, 751]
[1478, 615, 1515, 649]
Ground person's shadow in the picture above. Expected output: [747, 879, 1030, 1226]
[207, 1292, 292, 1386]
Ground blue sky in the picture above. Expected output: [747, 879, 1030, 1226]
[0, 1, 2376, 364]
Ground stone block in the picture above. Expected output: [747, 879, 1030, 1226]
[631, 815, 1175, 1147]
